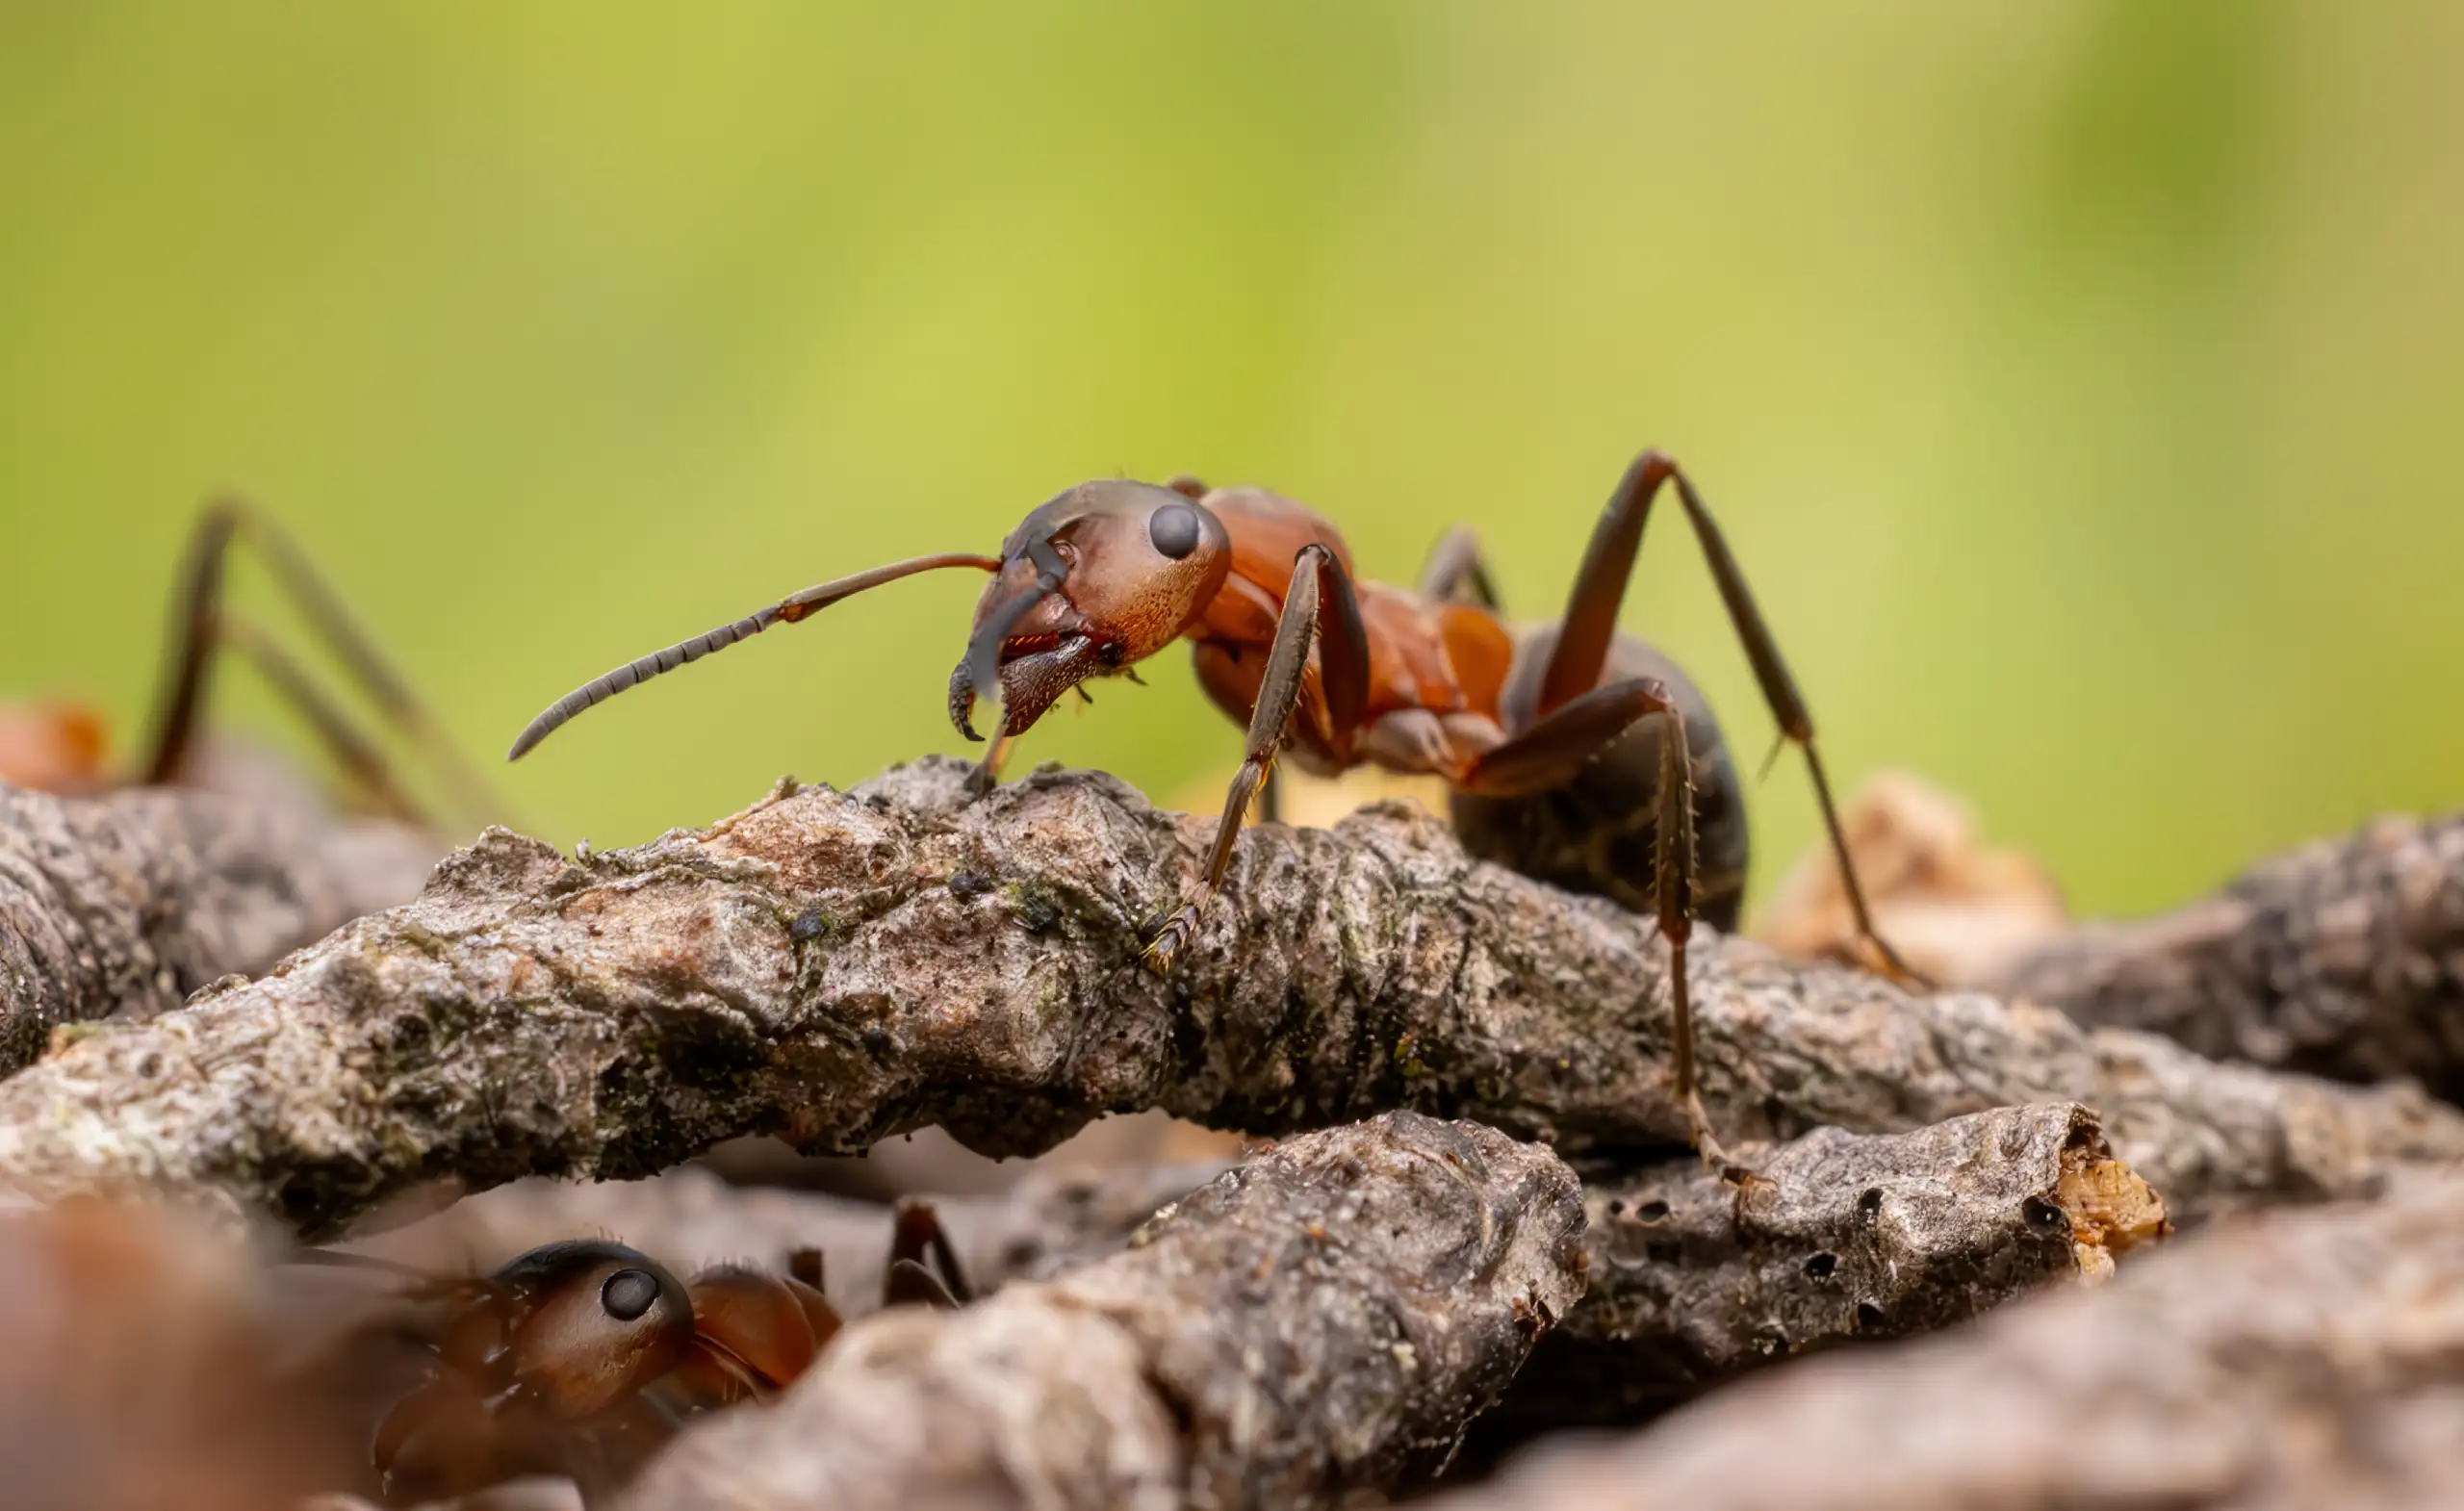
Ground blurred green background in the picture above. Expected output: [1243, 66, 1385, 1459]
[3, 3, 2459, 917]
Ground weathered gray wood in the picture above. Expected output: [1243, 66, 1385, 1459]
[1426, 1167, 2464, 1511]
[1989, 809, 2464, 1102]
[358, 1156, 1237, 1318]
[0, 779, 438, 1071]
[0, 758, 2452, 1239]
[618, 1112, 1587, 1511]
[1472, 1101, 2163, 1452]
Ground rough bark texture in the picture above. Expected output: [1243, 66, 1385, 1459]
[359, 1155, 1238, 1313]
[618, 1112, 1587, 1511]
[1468, 1100, 2164, 1454]
[0, 781, 441, 1073]
[1427, 1166, 2464, 1511]
[371, 1104, 2165, 1462]
[0, 759, 2453, 1240]
[694, 1110, 1247, 1202]
[1989, 809, 2464, 1103]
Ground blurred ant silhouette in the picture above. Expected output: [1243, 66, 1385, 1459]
[322, 1201, 971, 1505]
[508, 448, 1922, 1151]
[0, 497, 500, 838]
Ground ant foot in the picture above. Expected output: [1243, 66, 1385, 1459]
[1141, 903, 1201, 974]
[1680, 1085, 1748, 1177]
[1861, 935, 1936, 993]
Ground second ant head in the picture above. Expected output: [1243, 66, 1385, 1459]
[946, 479, 1233, 740]
[449, 1239, 698, 1421]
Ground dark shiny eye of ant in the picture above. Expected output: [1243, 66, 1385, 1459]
[600, 1268, 661, 1321]
[1148, 502, 1202, 560]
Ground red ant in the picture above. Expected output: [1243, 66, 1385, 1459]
[506, 449, 1920, 1152]
[0, 497, 500, 839]
[343, 1201, 972, 1505]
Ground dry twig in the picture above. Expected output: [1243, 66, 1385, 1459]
[374, 1103, 2165, 1461]
[1427, 1166, 2464, 1511]
[359, 1155, 1238, 1311]
[0, 780, 438, 1072]
[1988, 809, 2464, 1102]
[1470, 1100, 2163, 1451]
[0, 759, 2451, 1238]
[618, 1111, 1586, 1511]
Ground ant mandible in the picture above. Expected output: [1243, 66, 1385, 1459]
[507, 448, 1921, 1150]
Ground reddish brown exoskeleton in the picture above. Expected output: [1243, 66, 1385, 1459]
[507, 449, 1920, 1150]
[356, 1201, 971, 1505]
[0, 497, 499, 837]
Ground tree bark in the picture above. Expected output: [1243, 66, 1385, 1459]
[1424, 1166, 2464, 1511]
[0, 781, 439, 1073]
[1465, 1100, 2163, 1455]
[616, 1111, 1587, 1511]
[357, 1155, 1240, 1315]
[0, 759, 2452, 1239]
[369, 1101, 2162, 1467]
[1988, 809, 2464, 1103]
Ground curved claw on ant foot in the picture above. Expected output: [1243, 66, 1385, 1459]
[1141, 902, 1202, 974]
[1863, 935, 1937, 993]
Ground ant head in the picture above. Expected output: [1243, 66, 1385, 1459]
[465, 1240, 696, 1421]
[948, 479, 1232, 739]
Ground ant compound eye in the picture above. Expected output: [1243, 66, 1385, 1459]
[1148, 501, 1203, 561]
[600, 1268, 661, 1321]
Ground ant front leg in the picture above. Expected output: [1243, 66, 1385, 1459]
[1540, 449, 1927, 990]
[1142, 543, 1371, 973]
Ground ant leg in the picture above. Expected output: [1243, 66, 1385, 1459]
[786, 1247, 825, 1292]
[1454, 677, 1676, 799]
[1142, 543, 1370, 973]
[1453, 679, 1727, 1160]
[768, 1246, 845, 1351]
[1643, 702, 1732, 1166]
[884, 1198, 975, 1307]
[137, 503, 429, 825]
[138, 502, 242, 788]
[884, 1258, 959, 1310]
[225, 499, 509, 829]
[1417, 526, 1503, 609]
[1537, 450, 1925, 987]
[963, 730, 1015, 797]
[140, 498, 509, 833]
[218, 616, 430, 826]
